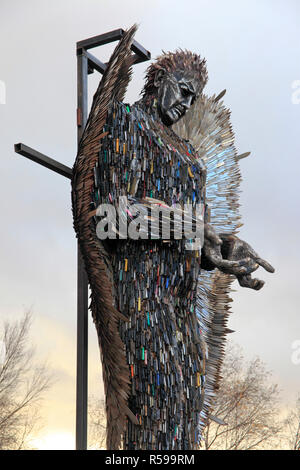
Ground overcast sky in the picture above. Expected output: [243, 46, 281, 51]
[0, 0, 299, 446]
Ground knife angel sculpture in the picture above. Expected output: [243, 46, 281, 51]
[72, 25, 274, 450]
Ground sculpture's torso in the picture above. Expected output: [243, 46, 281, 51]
[93, 100, 207, 450]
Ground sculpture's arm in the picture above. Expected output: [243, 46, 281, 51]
[201, 224, 275, 290]
[96, 188, 203, 243]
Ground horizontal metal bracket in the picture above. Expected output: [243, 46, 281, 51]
[14, 143, 72, 179]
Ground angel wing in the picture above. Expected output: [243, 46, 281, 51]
[173, 92, 244, 436]
[71, 25, 138, 450]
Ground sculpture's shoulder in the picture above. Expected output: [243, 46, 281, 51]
[130, 102, 204, 171]
[96, 98, 206, 204]
[104, 99, 201, 166]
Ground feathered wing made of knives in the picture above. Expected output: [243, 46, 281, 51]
[72, 25, 138, 450]
[72, 26, 245, 450]
[173, 93, 243, 427]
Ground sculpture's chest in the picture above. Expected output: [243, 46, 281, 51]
[96, 101, 206, 210]
[124, 103, 206, 207]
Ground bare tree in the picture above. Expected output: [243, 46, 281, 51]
[203, 342, 282, 450]
[0, 310, 52, 449]
[87, 343, 286, 451]
[284, 395, 300, 450]
[88, 396, 106, 450]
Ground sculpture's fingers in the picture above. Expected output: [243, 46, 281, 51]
[219, 257, 251, 269]
[242, 242, 275, 273]
[238, 275, 265, 290]
[208, 254, 250, 275]
[252, 278, 265, 290]
[244, 262, 260, 275]
[256, 257, 275, 273]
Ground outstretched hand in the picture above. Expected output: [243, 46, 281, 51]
[202, 224, 275, 290]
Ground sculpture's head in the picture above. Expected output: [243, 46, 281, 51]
[141, 50, 208, 126]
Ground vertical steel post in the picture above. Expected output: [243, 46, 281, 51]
[76, 51, 89, 450]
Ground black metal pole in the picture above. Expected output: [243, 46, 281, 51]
[76, 50, 89, 451]
[14, 143, 72, 179]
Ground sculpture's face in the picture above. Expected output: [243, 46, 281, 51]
[155, 69, 200, 126]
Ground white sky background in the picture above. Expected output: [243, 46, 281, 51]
[0, 0, 299, 443]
